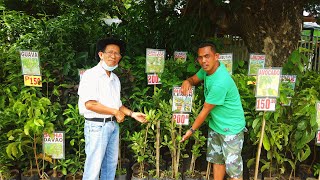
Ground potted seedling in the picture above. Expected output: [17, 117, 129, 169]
[5, 90, 58, 179]
[63, 104, 85, 180]
[184, 99, 206, 180]
[160, 99, 188, 180]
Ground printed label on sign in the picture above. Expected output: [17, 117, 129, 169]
[256, 97, 276, 111]
[147, 74, 161, 85]
[173, 113, 189, 125]
[24, 75, 42, 87]
[43, 131, 65, 159]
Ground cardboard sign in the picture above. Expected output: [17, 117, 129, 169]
[174, 51, 187, 63]
[147, 74, 161, 85]
[219, 53, 233, 75]
[248, 54, 265, 76]
[146, 48, 165, 73]
[24, 75, 42, 87]
[173, 113, 189, 125]
[43, 132, 65, 159]
[20, 50, 41, 75]
[255, 68, 281, 97]
[256, 98, 276, 111]
[172, 86, 194, 113]
[280, 75, 297, 106]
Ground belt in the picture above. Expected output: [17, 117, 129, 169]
[85, 116, 116, 122]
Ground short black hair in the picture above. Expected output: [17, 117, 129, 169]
[197, 41, 217, 53]
[95, 37, 126, 60]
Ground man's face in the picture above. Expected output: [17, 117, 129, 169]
[197, 46, 219, 75]
[99, 44, 122, 67]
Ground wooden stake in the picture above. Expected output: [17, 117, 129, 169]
[254, 111, 266, 180]
[206, 162, 211, 180]
[156, 119, 160, 177]
[175, 126, 182, 177]
[155, 84, 160, 178]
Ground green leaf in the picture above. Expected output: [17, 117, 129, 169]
[34, 119, 44, 127]
[261, 162, 270, 172]
[263, 134, 270, 151]
[299, 145, 311, 162]
[252, 119, 260, 129]
[64, 118, 74, 125]
[8, 135, 14, 141]
[247, 158, 255, 168]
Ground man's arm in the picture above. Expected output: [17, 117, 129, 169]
[119, 105, 147, 123]
[85, 100, 125, 122]
[85, 100, 118, 115]
[85, 101, 147, 124]
[180, 102, 215, 142]
[181, 74, 202, 95]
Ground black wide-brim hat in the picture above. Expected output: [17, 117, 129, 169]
[95, 37, 126, 60]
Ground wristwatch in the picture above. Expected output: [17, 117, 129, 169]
[189, 128, 195, 134]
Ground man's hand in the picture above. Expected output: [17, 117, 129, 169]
[180, 129, 193, 142]
[132, 112, 147, 124]
[115, 110, 125, 123]
[181, 79, 192, 95]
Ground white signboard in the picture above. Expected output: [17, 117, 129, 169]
[256, 98, 276, 111]
[173, 113, 189, 125]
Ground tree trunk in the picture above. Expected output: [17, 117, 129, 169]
[232, 0, 304, 66]
[184, 0, 305, 67]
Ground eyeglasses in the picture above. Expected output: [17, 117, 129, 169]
[103, 51, 122, 58]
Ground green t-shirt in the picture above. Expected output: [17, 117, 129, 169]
[196, 62, 245, 135]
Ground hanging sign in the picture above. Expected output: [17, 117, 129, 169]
[256, 97, 276, 111]
[219, 53, 233, 75]
[255, 68, 282, 97]
[43, 132, 65, 159]
[280, 75, 297, 106]
[172, 86, 194, 113]
[147, 73, 161, 85]
[248, 54, 266, 76]
[173, 113, 189, 125]
[146, 48, 165, 73]
[20, 50, 41, 75]
[24, 75, 42, 87]
[174, 51, 187, 63]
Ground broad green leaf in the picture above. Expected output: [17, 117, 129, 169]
[263, 134, 270, 151]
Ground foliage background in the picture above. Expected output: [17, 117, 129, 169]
[0, 0, 320, 179]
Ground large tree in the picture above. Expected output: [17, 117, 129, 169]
[184, 0, 320, 66]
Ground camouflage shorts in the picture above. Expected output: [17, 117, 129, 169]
[206, 128, 244, 179]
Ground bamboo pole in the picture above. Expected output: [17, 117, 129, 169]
[254, 112, 266, 180]
[205, 162, 211, 180]
[156, 119, 160, 177]
[175, 126, 182, 177]
[170, 113, 176, 178]
[155, 84, 160, 178]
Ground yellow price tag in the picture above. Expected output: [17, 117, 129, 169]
[24, 75, 42, 87]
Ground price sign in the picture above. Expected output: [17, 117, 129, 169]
[24, 75, 42, 87]
[147, 73, 161, 85]
[256, 97, 276, 111]
[317, 130, 320, 144]
[173, 113, 189, 125]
